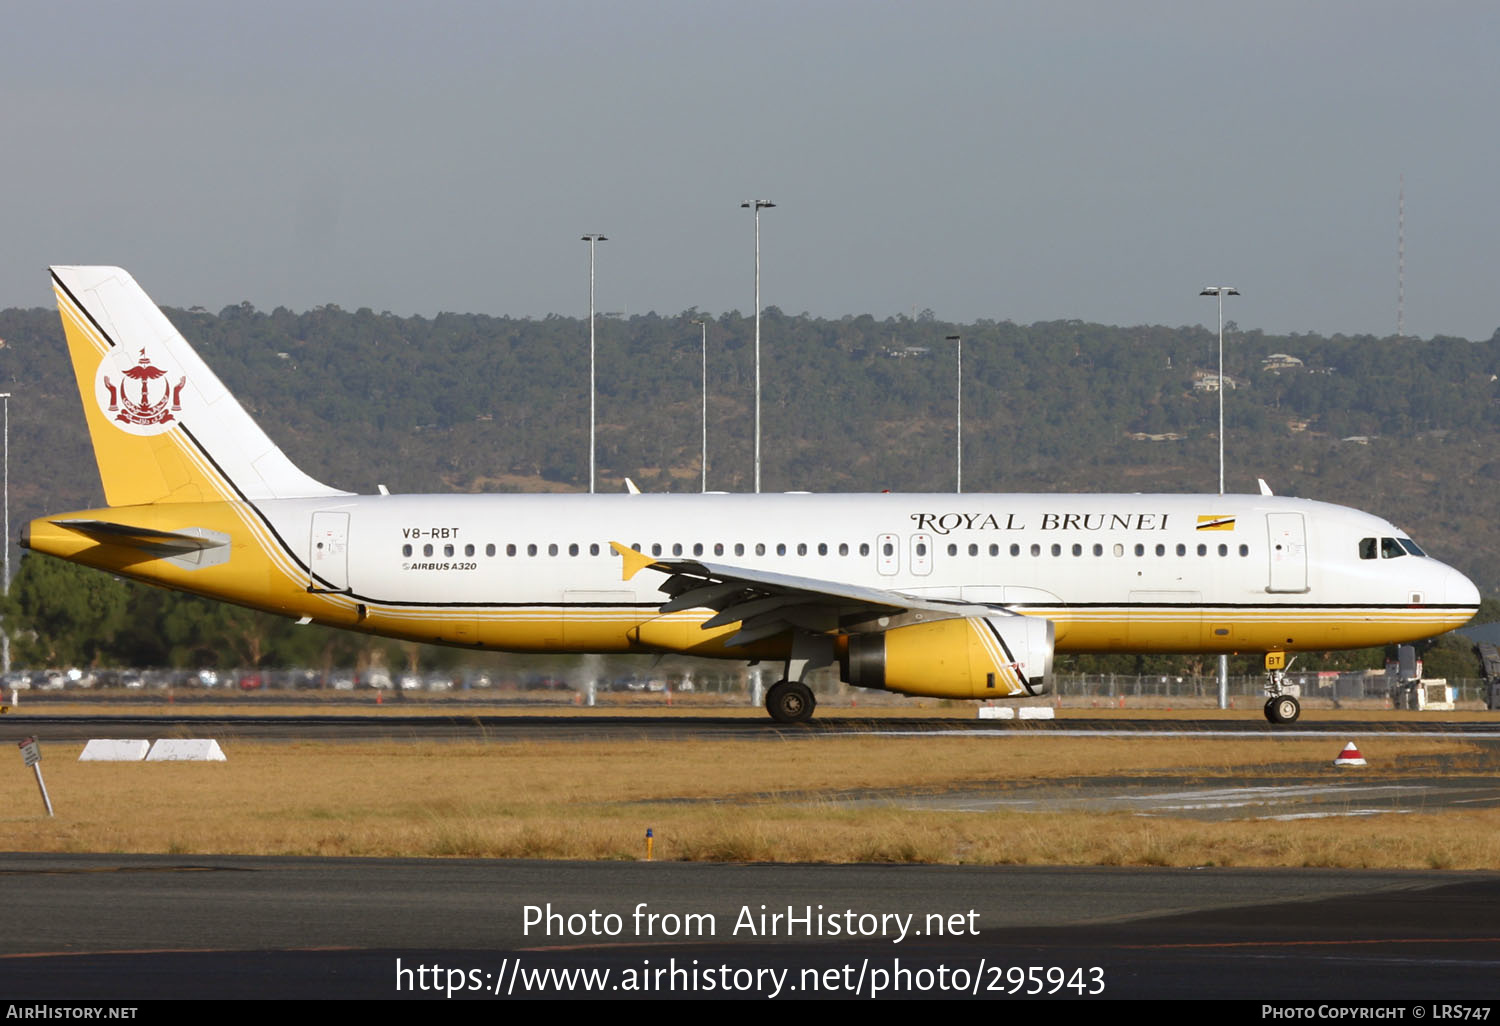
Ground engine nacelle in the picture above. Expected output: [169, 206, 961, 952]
[842, 615, 1054, 700]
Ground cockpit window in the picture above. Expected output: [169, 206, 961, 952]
[1358, 537, 1377, 560]
[1398, 538, 1425, 557]
[1380, 537, 1406, 559]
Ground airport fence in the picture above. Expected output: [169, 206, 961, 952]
[1048, 673, 1491, 703]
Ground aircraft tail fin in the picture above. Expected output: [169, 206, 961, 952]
[50, 266, 351, 507]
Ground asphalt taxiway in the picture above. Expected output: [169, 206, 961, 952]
[4, 712, 1500, 743]
[2, 855, 1498, 999]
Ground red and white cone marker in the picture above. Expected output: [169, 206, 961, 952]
[1334, 742, 1367, 767]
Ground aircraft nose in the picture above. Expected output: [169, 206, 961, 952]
[1447, 569, 1481, 609]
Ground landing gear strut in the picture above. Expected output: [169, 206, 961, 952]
[1262, 652, 1301, 724]
[765, 680, 816, 724]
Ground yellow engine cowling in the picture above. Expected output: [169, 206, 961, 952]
[842, 615, 1054, 699]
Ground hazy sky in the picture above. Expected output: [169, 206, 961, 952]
[4, 1, 1497, 339]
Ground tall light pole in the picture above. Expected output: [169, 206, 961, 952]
[692, 318, 708, 492]
[2, 392, 11, 675]
[741, 200, 774, 492]
[1200, 286, 1238, 710]
[1200, 286, 1238, 495]
[946, 335, 962, 493]
[582, 235, 607, 493]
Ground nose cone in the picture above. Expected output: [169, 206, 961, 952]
[1447, 569, 1481, 613]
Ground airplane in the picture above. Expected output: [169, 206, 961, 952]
[23, 266, 1482, 725]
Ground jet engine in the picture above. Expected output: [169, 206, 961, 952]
[842, 614, 1054, 699]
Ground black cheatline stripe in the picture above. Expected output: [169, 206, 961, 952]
[983, 618, 1043, 697]
[51, 271, 116, 350]
[177, 424, 324, 583]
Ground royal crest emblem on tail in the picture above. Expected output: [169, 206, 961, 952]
[94, 346, 187, 435]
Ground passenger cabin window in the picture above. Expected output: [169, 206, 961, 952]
[402, 544, 412, 557]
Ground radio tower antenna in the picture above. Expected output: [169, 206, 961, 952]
[1397, 174, 1405, 340]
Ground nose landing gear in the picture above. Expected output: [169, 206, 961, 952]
[1262, 651, 1301, 724]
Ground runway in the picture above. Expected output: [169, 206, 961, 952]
[4, 712, 1500, 743]
[2, 855, 1498, 999]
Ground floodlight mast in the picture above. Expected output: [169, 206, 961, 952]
[1200, 285, 1239, 711]
[741, 201, 775, 492]
[582, 234, 608, 493]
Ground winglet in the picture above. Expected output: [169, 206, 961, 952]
[611, 541, 655, 582]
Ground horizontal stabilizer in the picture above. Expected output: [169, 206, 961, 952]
[52, 519, 227, 554]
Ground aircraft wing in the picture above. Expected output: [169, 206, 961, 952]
[611, 541, 997, 647]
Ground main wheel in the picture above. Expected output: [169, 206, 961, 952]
[1267, 695, 1301, 724]
[765, 680, 816, 724]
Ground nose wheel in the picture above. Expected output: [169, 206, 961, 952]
[1264, 694, 1301, 724]
[765, 680, 816, 724]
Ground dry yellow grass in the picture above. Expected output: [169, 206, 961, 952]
[3, 735, 1497, 869]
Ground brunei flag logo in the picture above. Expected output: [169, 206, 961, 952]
[1196, 515, 1236, 531]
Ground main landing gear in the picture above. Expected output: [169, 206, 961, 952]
[1262, 651, 1300, 724]
[765, 680, 816, 724]
[762, 633, 830, 724]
